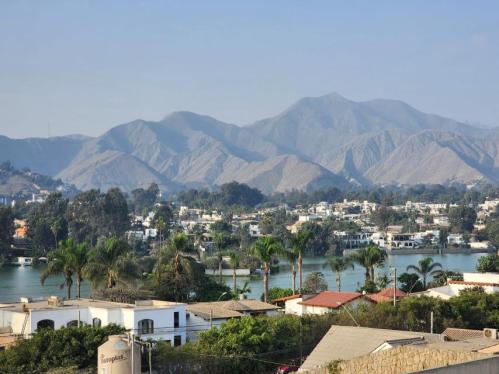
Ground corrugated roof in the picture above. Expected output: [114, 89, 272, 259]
[298, 291, 362, 308]
[367, 288, 406, 303]
[448, 280, 499, 287]
[272, 294, 302, 303]
[186, 299, 278, 320]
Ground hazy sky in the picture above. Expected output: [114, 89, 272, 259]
[1, 1, 499, 138]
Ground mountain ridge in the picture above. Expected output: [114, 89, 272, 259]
[2, 93, 499, 193]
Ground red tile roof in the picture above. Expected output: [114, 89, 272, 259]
[366, 288, 406, 304]
[298, 291, 362, 309]
[448, 280, 499, 287]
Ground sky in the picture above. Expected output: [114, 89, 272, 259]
[1, 1, 499, 139]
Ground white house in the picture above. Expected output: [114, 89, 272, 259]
[0, 297, 187, 346]
[284, 291, 368, 316]
[447, 233, 466, 246]
[417, 273, 499, 300]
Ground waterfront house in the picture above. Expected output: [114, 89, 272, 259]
[0, 297, 187, 346]
[416, 272, 499, 300]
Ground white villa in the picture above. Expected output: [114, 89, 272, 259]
[418, 273, 499, 300]
[0, 297, 187, 346]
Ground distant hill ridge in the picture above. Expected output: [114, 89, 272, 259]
[2, 93, 499, 193]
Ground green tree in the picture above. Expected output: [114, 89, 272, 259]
[213, 232, 230, 283]
[303, 271, 328, 293]
[476, 253, 499, 273]
[324, 256, 354, 292]
[349, 245, 387, 286]
[86, 237, 139, 289]
[371, 204, 394, 232]
[284, 248, 299, 294]
[406, 257, 443, 289]
[228, 251, 240, 295]
[0, 324, 125, 373]
[251, 236, 283, 302]
[288, 229, 313, 291]
[40, 238, 89, 299]
[266, 287, 294, 302]
[0, 205, 14, 258]
[448, 205, 477, 233]
[397, 272, 424, 293]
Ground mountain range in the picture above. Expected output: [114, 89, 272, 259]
[2, 93, 499, 194]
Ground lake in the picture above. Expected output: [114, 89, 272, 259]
[0, 253, 487, 302]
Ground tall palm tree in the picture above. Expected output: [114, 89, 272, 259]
[72, 242, 90, 298]
[284, 249, 299, 294]
[251, 236, 283, 302]
[324, 256, 354, 292]
[288, 230, 313, 292]
[349, 245, 387, 286]
[86, 237, 139, 289]
[155, 217, 166, 250]
[228, 251, 240, 295]
[406, 257, 443, 289]
[50, 219, 62, 249]
[213, 232, 229, 283]
[40, 239, 75, 299]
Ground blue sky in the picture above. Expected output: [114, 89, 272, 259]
[1, 1, 498, 138]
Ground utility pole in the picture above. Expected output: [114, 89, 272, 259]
[430, 311, 434, 334]
[393, 267, 397, 307]
[210, 309, 213, 328]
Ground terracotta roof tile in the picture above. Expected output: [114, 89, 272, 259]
[298, 291, 362, 308]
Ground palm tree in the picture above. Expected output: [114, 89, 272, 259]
[155, 217, 166, 250]
[251, 236, 283, 302]
[86, 237, 139, 289]
[324, 256, 354, 292]
[50, 219, 62, 249]
[349, 245, 387, 286]
[72, 242, 90, 298]
[228, 251, 240, 295]
[406, 257, 443, 289]
[213, 232, 229, 283]
[288, 230, 313, 292]
[40, 239, 75, 299]
[284, 249, 299, 294]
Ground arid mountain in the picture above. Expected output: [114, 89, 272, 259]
[2, 93, 499, 192]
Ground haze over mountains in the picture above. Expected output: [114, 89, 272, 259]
[2, 93, 499, 194]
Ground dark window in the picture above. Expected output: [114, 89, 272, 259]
[138, 319, 154, 335]
[66, 320, 79, 328]
[37, 319, 54, 330]
[92, 318, 102, 328]
[174, 312, 179, 328]
[174, 335, 181, 347]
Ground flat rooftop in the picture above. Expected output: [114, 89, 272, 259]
[0, 298, 184, 313]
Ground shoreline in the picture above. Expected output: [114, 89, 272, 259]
[386, 247, 495, 256]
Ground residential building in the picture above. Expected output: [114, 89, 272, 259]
[284, 291, 367, 316]
[185, 299, 279, 341]
[417, 272, 499, 300]
[447, 233, 466, 246]
[298, 325, 499, 373]
[0, 297, 187, 347]
[366, 288, 407, 304]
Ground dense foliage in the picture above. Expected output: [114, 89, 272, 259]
[0, 205, 14, 259]
[0, 324, 125, 373]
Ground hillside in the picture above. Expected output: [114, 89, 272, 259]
[2, 93, 499, 192]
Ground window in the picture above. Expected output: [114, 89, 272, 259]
[174, 335, 182, 347]
[66, 320, 79, 328]
[174, 312, 179, 328]
[138, 319, 154, 335]
[37, 319, 54, 330]
[92, 318, 102, 328]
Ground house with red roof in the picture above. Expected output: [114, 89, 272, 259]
[366, 288, 407, 304]
[284, 291, 369, 316]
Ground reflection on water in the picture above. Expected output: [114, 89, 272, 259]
[0, 253, 486, 302]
